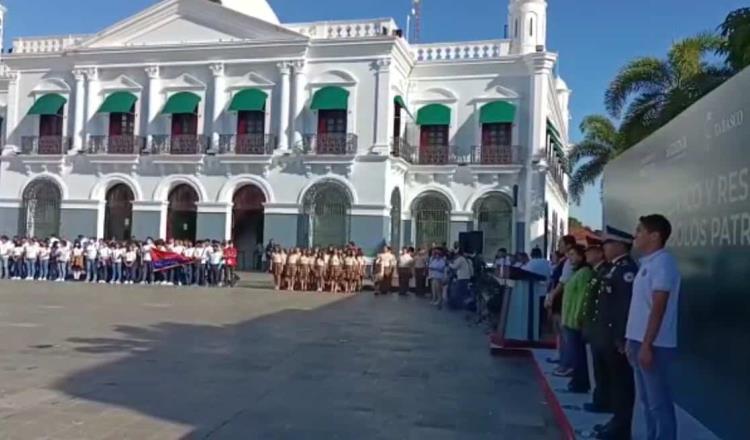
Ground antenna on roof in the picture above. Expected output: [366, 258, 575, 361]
[411, 0, 422, 43]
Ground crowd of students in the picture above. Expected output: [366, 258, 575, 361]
[0, 235, 239, 287]
[268, 244, 368, 293]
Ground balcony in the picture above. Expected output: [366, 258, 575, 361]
[20, 136, 72, 155]
[300, 133, 358, 155]
[397, 142, 521, 166]
[87, 135, 146, 155]
[149, 135, 210, 155]
[216, 134, 276, 155]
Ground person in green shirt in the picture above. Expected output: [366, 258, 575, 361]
[553, 244, 595, 393]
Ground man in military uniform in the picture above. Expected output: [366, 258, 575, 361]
[581, 239, 614, 414]
[592, 226, 639, 440]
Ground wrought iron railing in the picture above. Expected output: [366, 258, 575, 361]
[20, 136, 72, 155]
[217, 134, 276, 155]
[399, 143, 522, 166]
[149, 135, 210, 155]
[87, 135, 146, 155]
[300, 133, 358, 155]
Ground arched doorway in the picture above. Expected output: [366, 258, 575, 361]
[301, 181, 351, 247]
[20, 179, 61, 238]
[232, 185, 266, 271]
[413, 192, 450, 248]
[104, 184, 134, 241]
[476, 194, 513, 260]
[167, 184, 198, 241]
[390, 188, 401, 250]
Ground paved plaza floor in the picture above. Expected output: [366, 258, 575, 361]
[0, 277, 561, 439]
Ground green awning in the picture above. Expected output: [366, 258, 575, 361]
[311, 86, 349, 110]
[416, 104, 451, 126]
[480, 101, 516, 124]
[228, 88, 268, 112]
[547, 119, 562, 142]
[28, 94, 67, 116]
[394, 95, 414, 120]
[161, 92, 201, 115]
[97, 91, 138, 114]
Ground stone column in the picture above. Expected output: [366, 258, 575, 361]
[72, 68, 87, 153]
[373, 58, 392, 155]
[277, 61, 291, 151]
[85, 68, 100, 149]
[209, 63, 225, 149]
[3, 70, 19, 155]
[291, 60, 306, 147]
[144, 65, 161, 149]
[522, 54, 556, 252]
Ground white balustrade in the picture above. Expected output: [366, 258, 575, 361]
[412, 40, 511, 62]
[286, 19, 398, 40]
[12, 35, 88, 54]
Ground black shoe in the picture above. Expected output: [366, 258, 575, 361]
[546, 357, 560, 364]
[583, 402, 613, 414]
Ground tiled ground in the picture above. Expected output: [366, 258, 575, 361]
[0, 277, 560, 439]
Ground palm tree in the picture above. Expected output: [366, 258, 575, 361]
[604, 33, 731, 147]
[567, 115, 624, 205]
[720, 8, 750, 71]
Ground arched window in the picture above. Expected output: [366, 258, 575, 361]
[390, 189, 402, 250]
[414, 193, 450, 248]
[514, 19, 519, 38]
[104, 184, 135, 241]
[529, 17, 534, 37]
[20, 179, 61, 238]
[301, 181, 352, 247]
[167, 184, 198, 241]
[476, 194, 513, 259]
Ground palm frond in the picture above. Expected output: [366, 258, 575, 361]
[605, 57, 672, 118]
[719, 7, 750, 70]
[668, 32, 725, 81]
[568, 157, 607, 205]
[579, 115, 617, 145]
[567, 140, 612, 166]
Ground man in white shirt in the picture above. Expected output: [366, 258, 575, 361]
[98, 242, 112, 284]
[522, 247, 551, 280]
[626, 215, 681, 440]
[11, 241, 25, 280]
[209, 243, 223, 286]
[448, 249, 472, 309]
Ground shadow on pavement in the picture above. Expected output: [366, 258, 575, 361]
[54, 293, 561, 439]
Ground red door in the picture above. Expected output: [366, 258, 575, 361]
[171, 113, 198, 154]
[481, 123, 512, 164]
[237, 111, 265, 154]
[317, 110, 347, 154]
[39, 107, 64, 154]
[109, 106, 136, 153]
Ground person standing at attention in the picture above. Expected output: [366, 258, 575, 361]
[626, 215, 681, 440]
[397, 247, 414, 296]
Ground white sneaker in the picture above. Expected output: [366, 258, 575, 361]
[98, 280, 105, 284]
[140, 281, 146, 285]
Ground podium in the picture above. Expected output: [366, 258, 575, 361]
[490, 267, 548, 347]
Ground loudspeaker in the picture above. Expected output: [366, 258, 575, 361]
[459, 231, 484, 255]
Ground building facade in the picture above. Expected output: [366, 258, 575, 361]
[0, 0, 569, 268]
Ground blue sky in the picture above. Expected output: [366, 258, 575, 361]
[3, 0, 746, 227]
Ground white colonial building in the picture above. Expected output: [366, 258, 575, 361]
[0, 0, 569, 268]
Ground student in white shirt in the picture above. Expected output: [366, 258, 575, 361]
[85, 241, 99, 283]
[38, 241, 51, 281]
[71, 242, 85, 281]
[123, 245, 138, 284]
[209, 243, 223, 286]
[24, 239, 40, 280]
[183, 242, 195, 286]
[141, 239, 154, 284]
[56, 241, 71, 282]
[0, 236, 11, 280]
[198, 241, 211, 286]
[12, 241, 25, 280]
[98, 242, 112, 284]
[110, 243, 124, 284]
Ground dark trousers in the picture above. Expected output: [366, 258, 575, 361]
[414, 268, 426, 296]
[562, 326, 590, 391]
[379, 269, 393, 294]
[591, 345, 613, 409]
[606, 347, 635, 437]
[397, 268, 411, 295]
